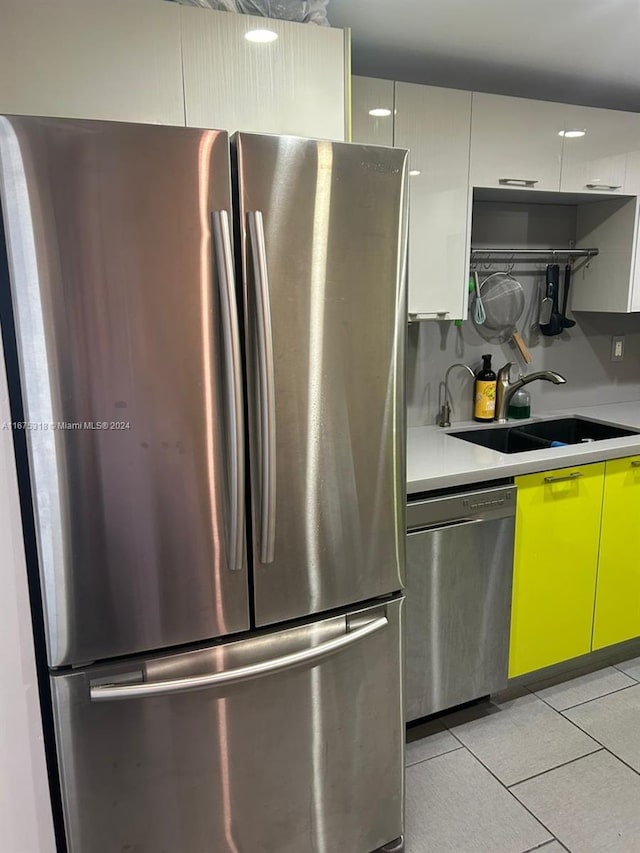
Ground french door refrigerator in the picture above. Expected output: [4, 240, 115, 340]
[0, 117, 408, 853]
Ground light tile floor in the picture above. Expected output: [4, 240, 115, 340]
[405, 656, 640, 853]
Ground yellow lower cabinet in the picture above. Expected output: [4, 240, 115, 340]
[593, 456, 640, 650]
[509, 463, 605, 677]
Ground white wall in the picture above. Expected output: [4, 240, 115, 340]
[0, 325, 56, 853]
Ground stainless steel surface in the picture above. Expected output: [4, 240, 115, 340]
[438, 362, 475, 428]
[471, 247, 599, 259]
[247, 209, 277, 565]
[585, 183, 622, 190]
[406, 485, 516, 530]
[377, 838, 404, 853]
[498, 178, 539, 186]
[406, 486, 515, 720]
[1, 122, 408, 849]
[495, 361, 567, 423]
[0, 116, 250, 666]
[90, 612, 388, 701]
[543, 471, 583, 483]
[212, 209, 244, 572]
[235, 133, 409, 627]
[52, 598, 404, 853]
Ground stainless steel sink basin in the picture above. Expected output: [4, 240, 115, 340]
[450, 417, 640, 454]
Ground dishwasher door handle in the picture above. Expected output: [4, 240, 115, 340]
[410, 517, 485, 534]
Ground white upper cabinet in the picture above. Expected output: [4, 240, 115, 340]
[0, 0, 185, 125]
[394, 82, 472, 320]
[560, 105, 640, 194]
[351, 77, 394, 146]
[470, 93, 565, 191]
[181, 7, 348, 139]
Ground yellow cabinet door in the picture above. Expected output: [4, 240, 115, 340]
[593, 456, 640, 650]
[509, 463, 605, 677]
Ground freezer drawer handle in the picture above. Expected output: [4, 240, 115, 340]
[89, 614, 388, 702]
[247, 210, 276, 564]
[212, 210, 244, 571]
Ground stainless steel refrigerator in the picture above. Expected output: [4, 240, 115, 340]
[0, 116, 408, 853]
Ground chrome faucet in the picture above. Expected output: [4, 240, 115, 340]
[495, 362, 567, 423]
[438, 362, 475, 427]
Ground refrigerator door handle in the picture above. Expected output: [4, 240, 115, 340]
[247, 210, 276, 564]
[212, 210, 245, 572]
[89, 613, 388, 702]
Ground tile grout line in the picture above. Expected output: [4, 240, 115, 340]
[421, 677, 640, 846]
[552, 680, 640, 712]
[612, 661, 640, 682]
[533, 692, 640, 781]
[438, 742, 560, 847]
[523, 838, 570, 853]
[507, 747, 604, 789]
[405, 744, 464, 770]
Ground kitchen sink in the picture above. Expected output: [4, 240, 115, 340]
[450, 416, 640, 454]
[449, 425, 545, 454]
[514, 417, 639, 444]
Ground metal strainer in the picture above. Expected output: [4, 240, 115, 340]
[473, 272, 532, 364]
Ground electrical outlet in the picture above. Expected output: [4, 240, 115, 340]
[611, 335, 625, 362]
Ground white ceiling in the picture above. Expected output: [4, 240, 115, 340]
[329, 0, 640, 111]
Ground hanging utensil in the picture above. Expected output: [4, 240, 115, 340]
[473, 270, 486, 324]
[540, 264, 563, 336]
[473, 271, 532, 364]
[539, 264, 553, 326]
[560, 263, 576, 329]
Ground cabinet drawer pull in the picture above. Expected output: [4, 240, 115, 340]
[544, 471, 583, 484]
[585, 183, 622, 190]
[499, 178, 539, 187]
[630, 461, 640, 468]
[408, 311, 449, 321]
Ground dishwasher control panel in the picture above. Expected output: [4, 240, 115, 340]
[463, 491, 514, 512]
[407, 485, 516, 532]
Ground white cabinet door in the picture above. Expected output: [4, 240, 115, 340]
[0, 0, 184, 125]
[181, 7, 347, 139]
[395, 82, 472, 320]
[560, 105, 640, 194]
[624, 150, 640, 312]
[351, 76, 394, 146]
[470, 93, 565, 191]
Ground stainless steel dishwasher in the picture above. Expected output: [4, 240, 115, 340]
[406, 484, 516, 721]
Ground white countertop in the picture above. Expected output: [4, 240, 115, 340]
[407, 400, 640, 494]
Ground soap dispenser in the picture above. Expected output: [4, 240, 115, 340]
[473, 354, 497, 422]
[507, 387, 531, 420]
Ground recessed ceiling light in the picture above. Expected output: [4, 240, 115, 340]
[368, 108, 392, 117]
[409, 170, 421, 176]
[559, 129, 586, 138]
[244, 29, 278, 43]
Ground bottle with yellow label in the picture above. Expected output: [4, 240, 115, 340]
[473, 354, 497, 422]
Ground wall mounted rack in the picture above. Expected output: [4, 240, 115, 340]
[470, 247, 599, 260]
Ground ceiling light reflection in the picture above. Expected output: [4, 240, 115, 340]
[245, 29, 278, 43]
